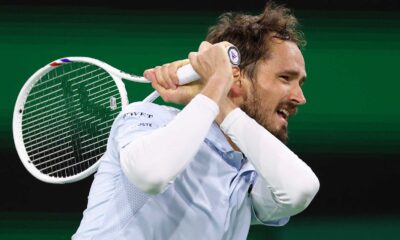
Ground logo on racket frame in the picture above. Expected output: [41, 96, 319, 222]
[227, 46, 241, 66]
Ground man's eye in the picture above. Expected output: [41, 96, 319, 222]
[280, 75, 290, 81]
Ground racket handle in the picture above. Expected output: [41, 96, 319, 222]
[176, 64, 200, 85]
[176, 46, 241, 86]
[143, 67, 198, 102]
[143, 46, 241, 103]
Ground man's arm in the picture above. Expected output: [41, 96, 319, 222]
[219, 107, 320, 221]
[120, 94, 218, 194]
[120, 42, 235, 195]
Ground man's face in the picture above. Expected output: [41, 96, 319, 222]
[240, 39, 307, 143]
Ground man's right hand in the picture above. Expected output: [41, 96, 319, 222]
[190, 41, 235, 105]
[144, 41, 236, 106]
[144, 59, 203, 105]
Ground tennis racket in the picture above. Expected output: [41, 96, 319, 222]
[13, 47, 241, 184]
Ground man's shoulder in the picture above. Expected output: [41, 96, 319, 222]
[124, 101, 180, 114]
[109, 102, 181, 146]
[115, 101, 180, 125]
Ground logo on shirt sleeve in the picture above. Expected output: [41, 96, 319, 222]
[138, 122, 153, 127]
[123, 111, 154, 119]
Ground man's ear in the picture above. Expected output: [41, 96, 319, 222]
[229, 67, 245, 98]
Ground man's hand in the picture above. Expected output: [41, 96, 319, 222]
[190, 41, 235, 105]
[144, 59, 204, 104]
[144, 41, 236, 105]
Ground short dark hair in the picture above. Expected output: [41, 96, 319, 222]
[206, 1, 305, 80]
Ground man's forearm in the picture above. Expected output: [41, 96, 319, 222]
[120, 94, 219, 195]
[220, 108, 319, 219]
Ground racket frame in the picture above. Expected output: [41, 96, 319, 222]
[12, 57, 145, 184]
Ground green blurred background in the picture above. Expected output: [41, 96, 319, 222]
[1, 1, 400, 239]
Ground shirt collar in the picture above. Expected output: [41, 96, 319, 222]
[206, 122, 234, 152]
[206, 122, 256, 173]
[206, 122, 248, 171]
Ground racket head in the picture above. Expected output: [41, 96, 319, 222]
[13, 57, 129, 184]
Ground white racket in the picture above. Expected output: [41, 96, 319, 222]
[13, 47, 241, 184]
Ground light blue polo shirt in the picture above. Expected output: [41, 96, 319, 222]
[73, 101, 288, 240]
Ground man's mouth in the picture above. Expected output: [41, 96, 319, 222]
[276, 104, 297, 125]
[277, 108, 289, 121]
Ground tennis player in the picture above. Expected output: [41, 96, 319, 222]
[73, 2, 319, 239]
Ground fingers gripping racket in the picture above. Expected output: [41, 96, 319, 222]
[13, 48, 241, 184]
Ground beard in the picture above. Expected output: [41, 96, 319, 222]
[240, 88, 289, 144]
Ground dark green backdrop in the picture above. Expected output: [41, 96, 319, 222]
[1, 3, 400, 240]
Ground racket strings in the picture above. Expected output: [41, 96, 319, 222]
[22, 88, 120, 138]
[38, 139, 108, 171]
[23, 65, 97, 109]
[26, 118, 115, 158]
[23, 91, 120, 141]
[47, 152, 105, 176]
[22, 69, 110, 121]
[24, 109, 114, 154]
[26, 120, 114, 166]
[21, 62, 122, 178]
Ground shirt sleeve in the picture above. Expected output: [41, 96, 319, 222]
[250, 176, 290, 226]
[220, 108, 320, 223]
[113, 102, 170, 153]
[118, 94, 219, 195]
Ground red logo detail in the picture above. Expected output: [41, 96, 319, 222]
[50, 62, 62, 67]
